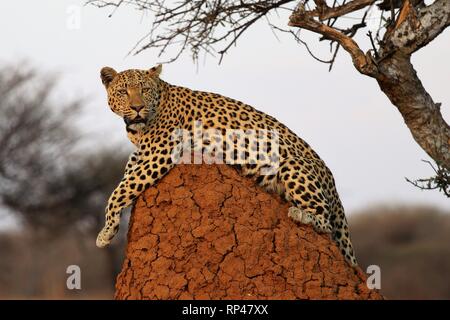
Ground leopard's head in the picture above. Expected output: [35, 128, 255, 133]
[100, 65, 162, 127]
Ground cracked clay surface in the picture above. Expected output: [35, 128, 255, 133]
[114, 164, 383, 300]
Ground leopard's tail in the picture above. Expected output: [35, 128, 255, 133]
[331, 197, 358, 267]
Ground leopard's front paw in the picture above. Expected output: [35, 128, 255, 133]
[96, 227, 112, 248]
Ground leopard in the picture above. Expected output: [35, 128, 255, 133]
[97, 64, 358, 266]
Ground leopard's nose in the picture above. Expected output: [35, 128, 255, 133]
[131, 105, 144, 112]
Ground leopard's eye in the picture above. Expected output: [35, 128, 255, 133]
[118, 89, 127, 95]
[142, 87, 151, 93]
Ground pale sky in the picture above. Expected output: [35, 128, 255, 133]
[0, 0, 448, 214]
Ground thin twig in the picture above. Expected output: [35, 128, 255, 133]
[367, 30, 379, 59]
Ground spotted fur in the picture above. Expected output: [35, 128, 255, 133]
[97, 65, 358, 266]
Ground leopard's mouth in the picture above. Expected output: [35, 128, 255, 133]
[124, 116, 146, 126]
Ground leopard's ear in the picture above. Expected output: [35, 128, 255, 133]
[100, 67, 117, 88]
[148, 64, 162, 77]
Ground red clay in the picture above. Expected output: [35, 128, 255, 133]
[115, 164, 383, 300]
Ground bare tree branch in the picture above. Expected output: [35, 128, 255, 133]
[382, 0, 450, 55]
[406, 160, 450, 197]
[289, 2, 378, 76]
[88, 0, 296, 61]
[311, 0, 376, 20]
[269, 23, 335, 63]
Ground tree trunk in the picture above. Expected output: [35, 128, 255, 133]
[114, 164, 383, 300]
[376, 52, 450, 169]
